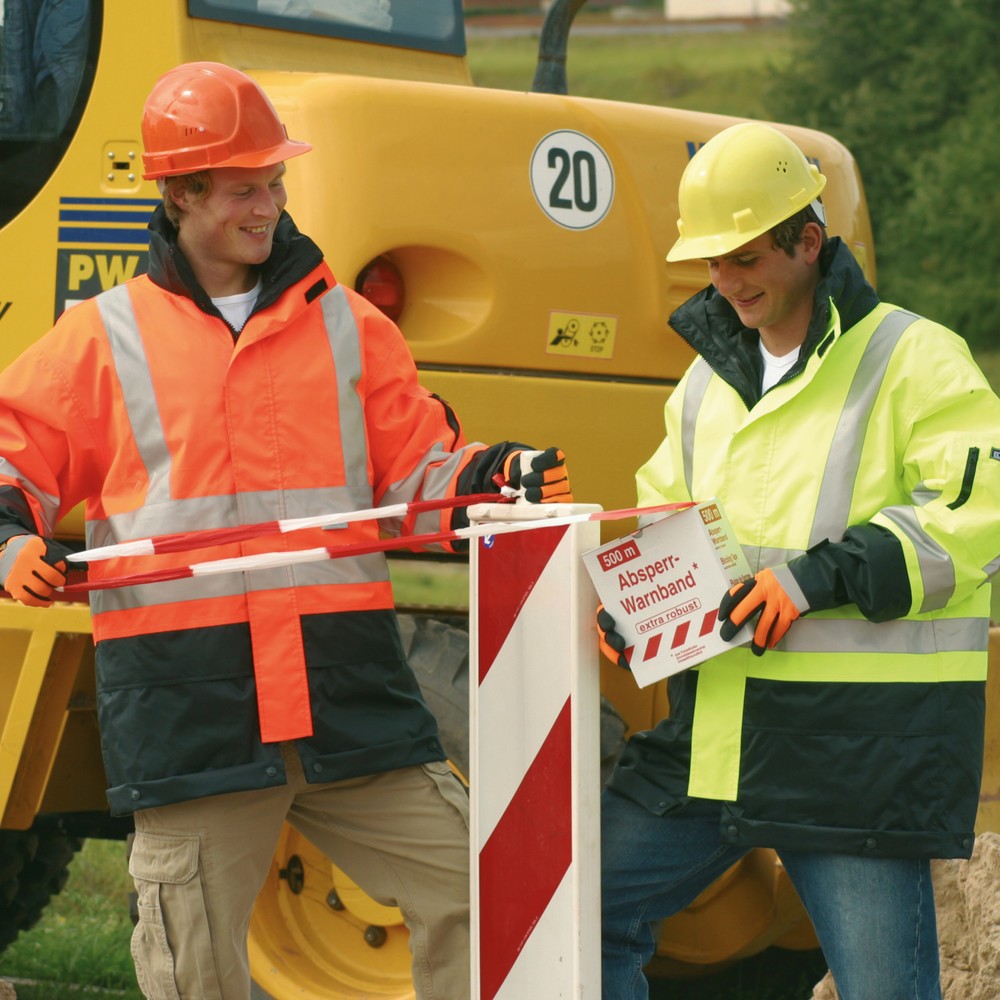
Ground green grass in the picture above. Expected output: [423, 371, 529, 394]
[0, 839, 142, 999]
[468, 23, 792, 119]
[389, 556, 470, 610]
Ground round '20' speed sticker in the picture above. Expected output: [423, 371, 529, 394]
[529, 130, 615, 231]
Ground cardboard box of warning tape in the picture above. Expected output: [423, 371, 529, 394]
[583, 499, 754, 687]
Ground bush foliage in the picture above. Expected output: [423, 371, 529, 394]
[767, 0, 999, 351]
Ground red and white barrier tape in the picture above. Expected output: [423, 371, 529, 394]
[59, 500, 693, 597]
[65, 491, 507, 563]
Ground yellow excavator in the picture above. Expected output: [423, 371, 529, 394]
[0, 1, 995, 996]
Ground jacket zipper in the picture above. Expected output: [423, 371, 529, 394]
[946, 447, 979, 510]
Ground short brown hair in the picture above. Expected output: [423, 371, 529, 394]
[771, 203, 827, 257]
[161, 171, 213, 228]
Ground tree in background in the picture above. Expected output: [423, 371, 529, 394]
[767, 0, 999, 353]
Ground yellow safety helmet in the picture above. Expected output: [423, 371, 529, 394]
[666, 122, 826, 262]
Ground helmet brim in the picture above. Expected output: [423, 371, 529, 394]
[666, 224, 773, 263]
[142, 138, 312, 180]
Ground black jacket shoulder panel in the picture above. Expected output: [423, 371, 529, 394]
[668, 238, 881, 408]
[145, 205, 326, 328]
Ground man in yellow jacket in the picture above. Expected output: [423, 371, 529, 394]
[599, 122, 1000, 999]
[0, 62, 571, 999]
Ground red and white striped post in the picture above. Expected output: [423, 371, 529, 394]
[469, 503, 603, 1000]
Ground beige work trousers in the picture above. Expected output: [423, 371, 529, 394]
[128, 743, 470, 1000]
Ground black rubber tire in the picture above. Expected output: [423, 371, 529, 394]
[0, 816, 83, 952]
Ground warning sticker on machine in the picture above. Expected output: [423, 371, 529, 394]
[546, 311, 616, 359]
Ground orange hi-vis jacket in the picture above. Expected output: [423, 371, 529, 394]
[0, 210, 503, 813]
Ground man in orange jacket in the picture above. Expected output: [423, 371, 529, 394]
[0, 62, 571, 1000]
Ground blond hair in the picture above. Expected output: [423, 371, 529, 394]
[160, 171, 213, 228]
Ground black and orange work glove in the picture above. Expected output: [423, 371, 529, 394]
[502, 447, 573, 504]
[0, 535, 68, 607]
[718, 566, 809, 657]
[597, 603, 630, 670]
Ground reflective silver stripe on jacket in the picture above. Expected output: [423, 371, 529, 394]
[912, 484, 942, 506]
[382, 442, 470, 537]
[90, 281, 389, 615]
[749, 546, 804, 571]
[0, 458, 60, 534]
[85, 486, 376, 548]
[323, 284, 470, 541]
[91, 554, 391, 613]
[321, 286, 368, 481]
[769, 563, 808, 612]
[778, 615, 987, 655]
[681, 358, 714, 499]
[879, 505, 957, 612]
[808, 309, 917, 546]
[96, 285, 173, 505]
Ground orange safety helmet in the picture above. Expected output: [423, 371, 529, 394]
[141, 62, 312, 180]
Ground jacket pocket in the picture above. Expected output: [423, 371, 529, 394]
[420, 760, 470, 831]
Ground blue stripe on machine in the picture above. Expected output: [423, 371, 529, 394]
[58, 227, 151, 244]
[60, 197, 160, 207]
[59, 209, 154, 224]
[57, 197, 157, 244]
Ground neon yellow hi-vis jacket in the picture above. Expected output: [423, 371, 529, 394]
[608, 238, 1000, 859]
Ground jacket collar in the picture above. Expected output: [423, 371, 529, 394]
[146, 205, 326, 332]
[668, 237, 881, 408]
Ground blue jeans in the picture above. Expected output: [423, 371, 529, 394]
[601, 789, 941, 1000]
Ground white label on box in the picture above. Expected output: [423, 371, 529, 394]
[583, 500, 753, 687]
